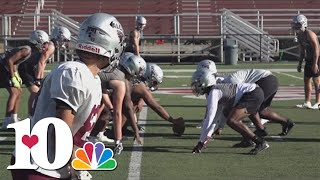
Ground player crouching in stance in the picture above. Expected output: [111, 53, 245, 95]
[10, 13, 125, 180]
[131, 63, 185, 136]
[18, 30, 54, 119]
[0, 43, 31, 129]
[95, 52, 146, 155]
[191, 69, 269, 155]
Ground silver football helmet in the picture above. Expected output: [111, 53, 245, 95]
[29, 30, 50, 51]
[51, 26, 71, 48]
[291, 14, 307, 31]
[76, 13, 125, 62]
[196, 59, 217, 73]
[144, 63, 163, 91]
[191, 69, 216, 96]
[136, 16, 147, 30]
[120, 52, 147, 78]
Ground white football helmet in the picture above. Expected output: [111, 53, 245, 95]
[191, 69, 216, 96]
[120, 52, 147, 78]
[196, 59, 217, 73]
[291, 14, 307, 31]
[76, 13, 125, 62]
[144, 63, 163, 91]
[29, 30, 50, 51]
[51, 26, 71, 48]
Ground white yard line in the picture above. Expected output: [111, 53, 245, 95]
[274, 71, 303, 80]
[270, 136, 284, 141]
[164, 75, 191, 78]
[127, 105, 148, 180]
[163, 69, 299, 73]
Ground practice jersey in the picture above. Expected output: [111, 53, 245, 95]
[31, 60, 102, 178]
[297, 30, 316, 64]
[199, 83, 256, 142]
[222, 69, 272, 84]
[98, 67, 126, 92]
[20, 41, 54, 70]
[0, 45, 31, 70]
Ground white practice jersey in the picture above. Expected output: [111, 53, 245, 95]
[223, 69, 272, 84]
[199, 83, 256, 142]
[31, 61, 102, 178]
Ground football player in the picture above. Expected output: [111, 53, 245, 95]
[0, 42, 31, 129]
[10, 13, 125, 180]
[96, 52, 146, 155]
[50, 26, 71, 62]
[191, 69, 269, 155]
[125, 16, 147, 56]
[18, 30, 54, 118]
[292, 14, 320, 109]
[197, 60, 294, 143]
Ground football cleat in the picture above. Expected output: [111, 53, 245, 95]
[279, 119, 295, 136]
[233, 139, 256, 148]
[192, 141, 204, 154]
[249, 140, 269, 155]
[114, 142, 123, 155]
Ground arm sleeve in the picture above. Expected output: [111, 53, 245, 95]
[50, 68, 86, 113]
[199, 89, 222, 142]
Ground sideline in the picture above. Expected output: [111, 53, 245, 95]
[274, 71, 303, 80]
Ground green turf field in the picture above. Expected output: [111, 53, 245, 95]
[0, 62, 319, 180]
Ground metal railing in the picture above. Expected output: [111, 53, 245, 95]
[221, 9, 279, 62]
[1, 8, 320, 62]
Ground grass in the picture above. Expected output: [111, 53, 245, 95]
[0, 63, 319, 180]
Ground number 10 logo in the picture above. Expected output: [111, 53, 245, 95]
[7, 118, 73, 170]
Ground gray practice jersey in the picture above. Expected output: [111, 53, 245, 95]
[222, 69, 272, 84]
[199, 83, 256, 142]
[0, 45, 31, 70]
[98, 67, 126, 93]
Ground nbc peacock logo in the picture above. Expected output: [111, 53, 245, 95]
[72, 142, 117, 170]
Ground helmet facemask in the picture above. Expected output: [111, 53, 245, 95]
[191, 80, 206, 96]
[191, 69, 216, 96]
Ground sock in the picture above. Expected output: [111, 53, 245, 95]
[98, 132, 104, 136]
[2, 116, 11, 129]
[115, 140, 121, 145]
[251, 135, 263, 144]
[12, 114, 18, 123]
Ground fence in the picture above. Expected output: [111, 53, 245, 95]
[1, 9, 320, 62]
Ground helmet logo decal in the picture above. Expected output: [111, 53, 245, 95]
[86, 27, 97, 42]
[78, 43, 101, 54]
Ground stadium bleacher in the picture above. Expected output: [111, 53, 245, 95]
[1, 0, 320, 38]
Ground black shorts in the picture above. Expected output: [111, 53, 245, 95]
[18, 63, 36, 87]
[0, 64, 11, 88]
[255, 75, 278, 110]
[235, 87, 264, 115]
[304, 63, 320, 78]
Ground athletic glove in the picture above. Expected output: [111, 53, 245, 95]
[14, 72, 22, 85]
[11, 76, 21, 88]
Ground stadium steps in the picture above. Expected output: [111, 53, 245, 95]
[221, 9, 279, 62]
